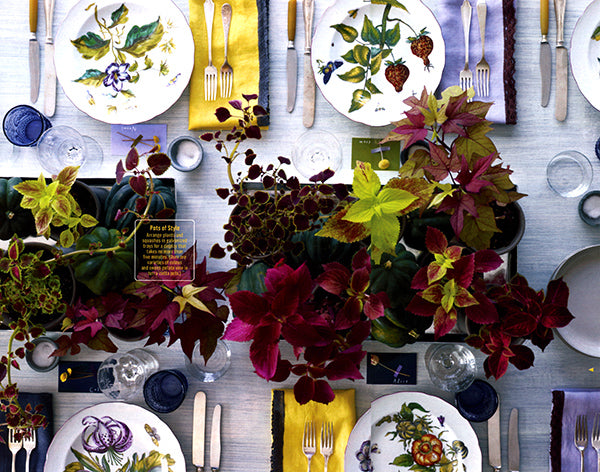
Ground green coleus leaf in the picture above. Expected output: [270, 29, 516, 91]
[361, 15, 380, 44]
[460, 206, 499, 250]
[119, 19, 164, 58]
[56, 166, 79, 187]
[344, 197, 377, 223]
[331, 23, 358, 43]
[51, 195, 72, 219]
[316, 206, 371, 243]
[376, 187, 418, 214]
[74, 69, 107, 87]
[80, 214, 99, 228]
[349, 89, 371, 112]
[109, 3, 129, 28]
[13, 177, 46, 200]
[353, 161, 381, 199]
[59, 229, 75, 248]
[370, 213, 400, 262]
[338, 66, 366, 83]
[35, 207, 53, 235]
[71, 32, 110, 60]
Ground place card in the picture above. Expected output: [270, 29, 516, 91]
[111, 124, 167, 156]
[351, 137, 402, 171]
[366, 352, 417, 385]
[58, 361, 102, 393]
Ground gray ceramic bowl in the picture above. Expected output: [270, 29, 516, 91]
[167, 136, 204, 172]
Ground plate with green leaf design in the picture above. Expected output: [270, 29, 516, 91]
[312, 0, 445, 127]
[44, 402, 185, 472]
[54, 0, 194, 124]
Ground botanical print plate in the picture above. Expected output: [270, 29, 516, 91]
[44, 402, 185, 472]
[571, 0, 600, 112]
[54, 0, 194, 124]
[311, 0, 445, 127]
[344, 392, 481, 472]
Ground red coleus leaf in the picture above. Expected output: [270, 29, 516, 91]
[411, 267, 429, 290]
[125, 147, 139, 170]
[473, 249, 503, 273]
[270, 358, 292, 382]
[325, 356, 363, 381]
[447, 254, 475, 288]
[508, 344, 535, 371]
[312, 379, 335, 404]
[229, 291, 270, 326]
[425, 227, 448, 254]
[432, 306, 457, 339]
[223, 318, 255, 342]
[250, 339, 280, 380]
[501, 311, 537, 337]
[545, 278, 570, 307]
[540, 304, 574, 329]
[456, 153, 495, 194]
[316, 262, 350, 296]
[406, 295, 437, 317]
[335, 297, 362, 330]
[350, 267, 370, 294]
[294, 375, 315, 405]
[147, 152, 171, 175]
[351, 247, 371, 272]
[281, 317, 324, 348]
[364, 292, 388, 320]
[129, 174, 147, 196]
[270, 284, 301, 319]
[484, 350, 510, 379]
[116, 160, 126, 183]
[464, 292, 499, 324]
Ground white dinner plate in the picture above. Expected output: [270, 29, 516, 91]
[311, 0, 445, 127]
[571, 0, 600, 112]
[344, 392, 481, 472]
[553, 245, 600, 357]
[44, 402, 186, 472]
[54, 0, 194, 124]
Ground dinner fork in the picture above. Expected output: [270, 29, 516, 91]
[8, 428, 23, 472]
[302, 420, 316, 472]
[592, 413, 600, 472]
[220, 3, 233, 98]
[475, 0, 490, 96]
[22, 428, 36, 472]
[575, 414, 588, 472]
[320, 421, 334, 472]
[203, 0, 217, 101]
[459, 0, 473, 98]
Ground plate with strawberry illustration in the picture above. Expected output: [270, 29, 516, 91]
[312, 0, 445, 127]
[344, 392, 481, 472]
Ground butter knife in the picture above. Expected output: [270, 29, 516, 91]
[287, 0, 297, 113]
[193, 392, 207, 472]
[554, 0, 567, 121]
[302, 0, 315, 128]
[540, 0, 551, 106]
[488, 405, 501, 472]
[43, 0, 56, 117]
[29, 0, 40, 103]
[508, 408, 520, 472]
[210, 404, 221, 472]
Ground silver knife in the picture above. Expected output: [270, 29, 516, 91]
[554, 0, 567, 121]
[210, 404, 221, 472]
[488, 405, 501, 472]
[29, 0, 40, 103]
[193, 392, 207, 472]
[43, 0, 56, 117]
[287, 0, 298, 113]
[540, 0, 551, 107]
[508, 408, 520, 472]
[302, 0, 315, 128]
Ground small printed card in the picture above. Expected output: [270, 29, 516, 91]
[58, 361, 102, 393]
[366, 352, 417, 385]
[110, 124, 167, 156]
[351, 137, 402, 171]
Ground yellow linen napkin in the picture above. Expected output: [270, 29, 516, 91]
[271, 389, 356, 472]
[188, 0, 266, 130]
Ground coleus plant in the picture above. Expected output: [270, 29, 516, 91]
[223, 248, 388, 404]
[382, 86, 526, 249]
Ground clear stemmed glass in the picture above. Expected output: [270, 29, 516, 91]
[291, 130, 343, 179]
[424, 343, 476, 392]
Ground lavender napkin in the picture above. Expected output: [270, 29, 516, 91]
[550, 389, 600, 472]
[431, 0, 517, 124]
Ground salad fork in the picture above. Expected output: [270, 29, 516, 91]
[8, 428, 23, 472]
[203, 0, 217, 101]
[302, 420, 316, 472]
[575, 414, 588, 472]
[220, 3, 233, 98]
[23, 428, 37, 472]
[475, 0, 490, 96]
[459, 0, 473, 98]
[592, 414, 600, 472]
[320, 421, 334, 472]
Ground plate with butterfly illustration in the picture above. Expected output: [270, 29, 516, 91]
[54, 0, 194, 124]
[44, 402, 185, 472]
[311, 0, 445, 127]
[344, 392, 481, 472]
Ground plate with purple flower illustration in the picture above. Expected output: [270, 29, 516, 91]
[54, 0, 194, 124]
[344, 392, 481, 472]
[44, 402, 185, 472]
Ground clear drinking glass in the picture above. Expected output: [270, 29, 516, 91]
[37, 126, 87, 174]
[185, 339, 231, 382]
[97, 348, 159, 400]
[424, 344, 476, 392]
[546, 150, 593, 197]
[291, 130, 343, 179]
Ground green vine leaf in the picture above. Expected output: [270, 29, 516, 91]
[121, 89, 136, 98]
[71, 32, 110, 60]
[144, 56, 154, 69]
[385, 23, 401, 47]
[593, 25, 600, 41]
[109, 4, 129, 28]
[74, 69, 107, 87]
[349, 89, 371, 112]
[371, 0, 408, 12]
[119, 19, 164, 58]
[353, 45, 371, 67]
[361, 15, 380, 44]
[129, 61, 138, 72]
[365, 79, 382, 95]
[338, 66, 366, 83]
[391, 454, 415, 467]
[341, 49, 357, 63]
[370, 52, 383, 75]
[331, 23, 358, 42]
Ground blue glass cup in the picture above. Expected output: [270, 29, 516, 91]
[455, 379, 499, 422]
[143, 369, 188, 413]
[3, 105, 52, 146]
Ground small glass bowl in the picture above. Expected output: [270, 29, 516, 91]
[579, 190, 600, 226]
[168, 136, 204, 172]
[547, 150, 593, 198]
[25, 337, 59, 372]
[185, 339, 231, 382]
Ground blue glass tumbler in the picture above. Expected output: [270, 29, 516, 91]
[3, 105, 52, 146]
[143, 369, 188, 413]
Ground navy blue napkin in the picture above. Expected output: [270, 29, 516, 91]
[0, 392, 53, 472]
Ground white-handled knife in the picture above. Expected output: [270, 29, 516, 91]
[29, 0, 40, 103]
[302, 0, 315, 128]
[210, 404, 221, 472]
[193, 392, 207, 472]
[554, 0, 567, 121]
[508, 408, 520, 472]
[488, 405, 501, 472]
[287, 0, 298, 113]
[43, 0, 56, 117]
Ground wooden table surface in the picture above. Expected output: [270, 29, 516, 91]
[3, 0, 600, 471]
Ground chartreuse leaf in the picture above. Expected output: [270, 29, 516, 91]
[60, 230, 75, 249]
[370, 213, 399, 259]
[353, 161, 381, 199]
[361, 15, 380, 44]
[74, 69, 107, 87]
[353, 45, 370, 67]
[51, 195, 71, 219]
[331, 23, 358, 43]
[460, 205, 499, 249]
[71, 32, 110, 60]
[119, 19, 164, 58]
[370, 52, 383, 75]
[376, 188, 416, 214]
[349, 89, 370, 112]
[57, 166, 79, 187]
[344, 198, 377, 222]
[109, 4, 129, 27]
[454, 121, 497, 164]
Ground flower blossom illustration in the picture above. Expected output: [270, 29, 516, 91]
[81, 415, 133, 464]
[103, 62, 131, 92]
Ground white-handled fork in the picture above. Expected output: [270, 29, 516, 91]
[23, 428, 37, 472]
[459, 0, 473, 98]
[8, 428, 23, 472]
[203, 0, 217, 101]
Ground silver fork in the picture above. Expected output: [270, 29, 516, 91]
[475, 0, 490, 96]
[459, 0, 473, 97]
[220, 3, 233, 98]
[8, 428, 23, 472]
[592, 413, 600, 472]
[576, 414, 589, 472]
[22, 428, 37, 472]
[203, 0, 217, 101]
[320, 421, 334, 472]
[302, 420, 316, 472]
